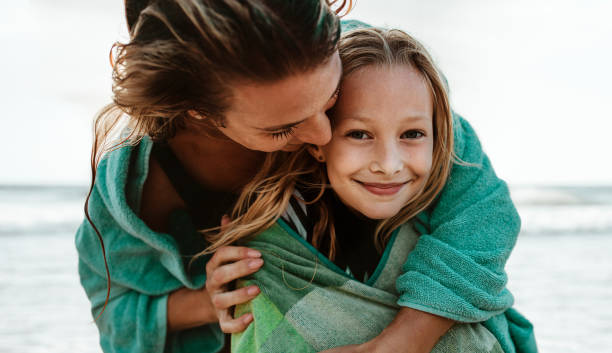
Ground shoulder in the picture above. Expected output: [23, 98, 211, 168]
[92, 137, 153, 214]
[94, 136, 186, 233]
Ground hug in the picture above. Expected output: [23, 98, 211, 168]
[76, 1, 537, 352]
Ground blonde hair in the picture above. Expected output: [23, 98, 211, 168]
[200, 27, 456, 260]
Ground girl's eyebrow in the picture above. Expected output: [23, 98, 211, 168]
[344, 115, 429, 123]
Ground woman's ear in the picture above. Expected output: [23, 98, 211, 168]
[307, 145, 326, 162]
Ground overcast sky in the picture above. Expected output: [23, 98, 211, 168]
[1, 0, 610, 186]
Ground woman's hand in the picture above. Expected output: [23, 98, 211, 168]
[206, 215, 264, 332]
[167, 216, 264, 333]
[166, 246, 263, 333]
[205, 245, 263, 332]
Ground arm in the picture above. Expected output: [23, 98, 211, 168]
[370, 308, 454, 353]
[78, 232, 262, 352]
[77, 256, 173, 353]
[76, 184, 262, 352]
[321, 307, 454, 353]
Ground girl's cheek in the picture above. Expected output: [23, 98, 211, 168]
[324, 140, 359, 174]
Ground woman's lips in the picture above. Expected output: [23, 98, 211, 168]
[357, 181, 408, 196]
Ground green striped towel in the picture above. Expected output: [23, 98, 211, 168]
[232, 220, 503, 353]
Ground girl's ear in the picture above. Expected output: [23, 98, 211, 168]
[187, 110, 205, 120]
[307, 145, 326, 162]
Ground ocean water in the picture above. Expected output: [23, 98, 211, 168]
[0, 185, 611, 353]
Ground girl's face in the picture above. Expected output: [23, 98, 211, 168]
[216, 52, 343, 152]
[320, 64, 434, 219]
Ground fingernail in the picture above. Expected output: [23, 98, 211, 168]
[243, 313, 253, 324]
[248, 250, 261, 258]
[248, 259, 263, 269]
[247, 286, 259, 296]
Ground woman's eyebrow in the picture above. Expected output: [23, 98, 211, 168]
[258, 118, 308, 132]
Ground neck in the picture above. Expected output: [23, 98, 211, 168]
[168, 127, 265, 192]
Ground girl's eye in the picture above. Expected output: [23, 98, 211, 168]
[401, 130, 425, 139]
[270, 127, 295, 140]
[346, 130, 370, 140]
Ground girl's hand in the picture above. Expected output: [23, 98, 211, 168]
[205, 244, 263, 333]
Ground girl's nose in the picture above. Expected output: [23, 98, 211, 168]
[370, 142, 404, 175]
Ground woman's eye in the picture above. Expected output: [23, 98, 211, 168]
[324, 87, 341, 111]
[270, 127, 295, 140]
[346, 130, 370, 140]
[331, 87, 340, 100]
[401, 130, 424, 139]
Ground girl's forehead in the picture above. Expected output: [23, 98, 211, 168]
[334, 64, 433, 121]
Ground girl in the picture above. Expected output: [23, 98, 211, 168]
[202, 28, 536, 353]
[75, 1, 528, 352]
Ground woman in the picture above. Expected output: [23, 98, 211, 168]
[75, 1, 527, 352]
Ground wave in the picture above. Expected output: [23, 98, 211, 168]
[0, 185, 86, 236]
[510, 185, 612, 206]
[1, 185, 611, 236]
[517, 204, 612, 235]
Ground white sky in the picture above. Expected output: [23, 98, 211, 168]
[1, 0, 611, 186]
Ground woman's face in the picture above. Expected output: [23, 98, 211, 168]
[217, 52, 343, 152]
[320, 64, 434, 219]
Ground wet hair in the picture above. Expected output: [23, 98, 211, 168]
[86, 0, 351, 319]
[201, 27, 455, 260]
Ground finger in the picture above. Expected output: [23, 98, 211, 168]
[219, 312, 254, 333]
[206, 246, 261, 275]
[211, 285, 260, 310]
[210, 258, 264, 290]
[220, 214, 231, 229]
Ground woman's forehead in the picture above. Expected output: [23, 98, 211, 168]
[226, 52, 342, 128]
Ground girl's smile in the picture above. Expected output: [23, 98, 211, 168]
[354, 180, 411, 196]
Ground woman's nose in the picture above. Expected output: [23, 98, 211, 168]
[293, 112, 332, 146]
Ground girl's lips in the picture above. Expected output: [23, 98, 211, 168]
[357, 181, 407, 196]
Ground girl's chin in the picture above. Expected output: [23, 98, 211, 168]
[356, 207, 401, 220]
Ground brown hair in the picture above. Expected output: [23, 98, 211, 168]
[85, 0, 352, 318]
[202, 27, 456, 259]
